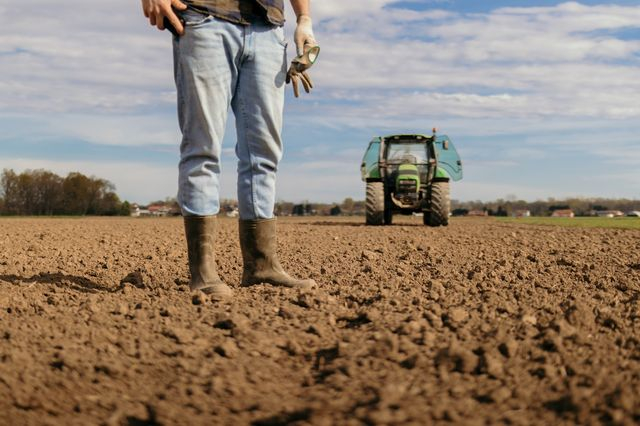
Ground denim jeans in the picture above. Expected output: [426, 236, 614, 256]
[173, 8, 287, 219]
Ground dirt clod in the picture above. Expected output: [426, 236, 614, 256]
[446, 307, 469, 328]
[120, 271, 145, 289]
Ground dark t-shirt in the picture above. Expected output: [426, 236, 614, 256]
[182, 0, 285, 26]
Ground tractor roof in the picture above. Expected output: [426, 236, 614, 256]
[383, 134, 434, 141]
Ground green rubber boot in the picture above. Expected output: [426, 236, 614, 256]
[239, 218, 316, 290]
[184, 216, 233, 300]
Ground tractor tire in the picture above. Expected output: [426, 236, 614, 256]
[425, 181, 450, 227]
[366, 182, 385, 226]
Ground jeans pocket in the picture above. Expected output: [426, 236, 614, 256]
[180, 8, 213, 27]
[273, 26, 287, 48]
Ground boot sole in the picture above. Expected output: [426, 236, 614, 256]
[241, 279, 316, 290]
[191, 284, 234, 300]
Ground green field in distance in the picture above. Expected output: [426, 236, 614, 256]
[497, 217, 640, 230]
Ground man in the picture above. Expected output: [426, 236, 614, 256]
[141, 0, 318, 299]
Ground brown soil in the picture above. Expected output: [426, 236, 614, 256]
[0, 216, 639, 425]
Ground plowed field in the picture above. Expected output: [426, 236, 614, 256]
[1, 217, 639, 425]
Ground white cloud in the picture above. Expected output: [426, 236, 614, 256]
[3, 1, 639, 121]
[50, 113, 181, 147]
[303, 2, 640, 126]
[309, 0, 398, 22]
[0, 0, 175, 114]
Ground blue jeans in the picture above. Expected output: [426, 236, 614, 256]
[173, 8, 287, 219]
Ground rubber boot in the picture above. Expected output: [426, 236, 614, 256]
[184, 216, 233, 300]
[239, 218, 316, 290]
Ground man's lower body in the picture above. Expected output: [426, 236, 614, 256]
[173, 8, 315, 299]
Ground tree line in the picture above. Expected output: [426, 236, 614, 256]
[0, 169, 130, 216]
[4, 168, 635, 217]
[272, 198, 366, 216]
[275, 197, 639, 217]
[451, 197, 639, 217]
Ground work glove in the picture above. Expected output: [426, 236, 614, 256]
[286, 15, 320, 98]
[141, 0, 187, 36]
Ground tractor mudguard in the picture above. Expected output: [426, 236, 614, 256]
[434, 136, 463, 181]
[361, 138, 382, 181]
[435, 167, 450, 180]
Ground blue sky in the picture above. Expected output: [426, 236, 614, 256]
[1, 1, 639, 204]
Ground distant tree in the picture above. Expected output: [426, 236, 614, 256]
[330, 205, 341, 216]
[275, 201, 293, 216]
[341, 197, 355, 215]
[32, 170, 64, 215]
[87, 177, 116, 215]
[451, 208, 468, 217]
[305, 203, 314, 215]
[0, 169, 61, 215]
[62, 172, 93, 215]
[120, 201, 132, 216]
[166, 197, 180, 211]
[16, 171, 36, 215]
[0, 168, 125, 216]
[60, 173, 121, 215]
[292, 204, 305, 216]
[352, 200, 365, 215]
[1, 169, 20, 214]
[99, 192, 122, 216]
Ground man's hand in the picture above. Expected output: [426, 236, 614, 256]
[141, 0, 187, 35]
[294, 15, 317, 58]
[287, 14, 319, 98]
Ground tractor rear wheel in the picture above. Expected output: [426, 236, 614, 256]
[424, 181, 450, 227]
[366, 182, 385, 226]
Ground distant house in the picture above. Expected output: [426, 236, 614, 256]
[513, 209, 531, 218]
[131, 203, 180, 217]
[148, 204, 170, 217]
[595, 210, 624, 218]
[551, 209, 574, 218]
[130, 203, 141, 217]
[468, 210, 489, 217]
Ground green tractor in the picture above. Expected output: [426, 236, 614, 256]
[360, 131, 463, 226]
